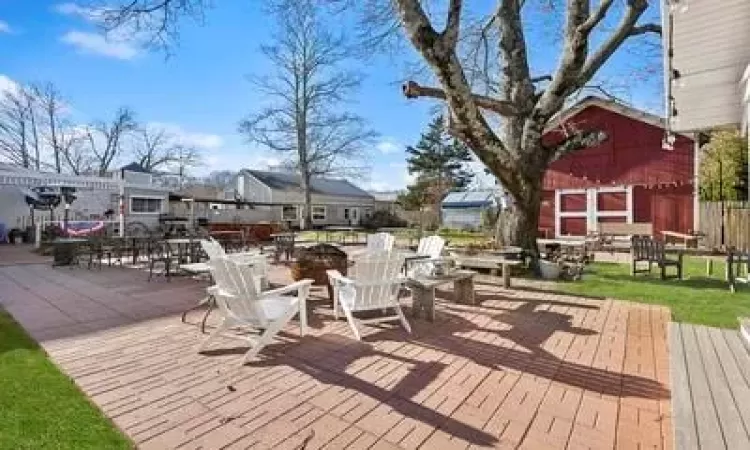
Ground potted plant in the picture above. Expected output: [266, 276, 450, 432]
[538, 259, 562, 280]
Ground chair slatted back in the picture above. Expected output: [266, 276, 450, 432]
[366, 233, 395, 253]
[417, 235, 445, 259]
[346, 251, 405, 311]
[632, 236, 665, 261]
[209, 257, 268, 327]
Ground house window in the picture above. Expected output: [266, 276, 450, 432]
[282, 205, 298, 221]
[312, 206, 326, 221]
[130, 197, 162, 214]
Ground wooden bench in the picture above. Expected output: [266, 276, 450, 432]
[631, 236, 683, 280]
[450, 254, 522, 288]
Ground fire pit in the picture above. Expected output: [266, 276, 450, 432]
[291, 244, 348, 300]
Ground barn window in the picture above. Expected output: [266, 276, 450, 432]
[130, 197, 162, 214]
[312, 206, 326, 220]
[282, 205, 298, 220]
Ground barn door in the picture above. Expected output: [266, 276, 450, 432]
[556, 187, 632, 237]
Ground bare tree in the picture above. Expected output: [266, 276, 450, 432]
[85, 107, 138, 176]
[20, 87, 43, 170]
[238, 0, 376, 228]
[0, 88, 31, 168]
[133, 126, 178, 171]
[203, 170, 236, 191]
[33, 82, 68, 173]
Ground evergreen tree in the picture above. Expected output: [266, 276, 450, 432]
[405, 115, 474, 192]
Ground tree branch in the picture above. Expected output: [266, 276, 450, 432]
[402, 80, 519, 116]
[579, 0, 614, 34]
[442, 0, 462, 49]
[629, 23, 662, 36]
[547, 129, 608, 162]
[579, 0, 650, 83]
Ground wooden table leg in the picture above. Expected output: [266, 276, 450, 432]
[502, 263, 511, 288]
[455, 276, 475, 305]
[412, 286, 435, 322]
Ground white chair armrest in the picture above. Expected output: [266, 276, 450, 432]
[326, 269, 355, 286]
[260, 279, 314, 298]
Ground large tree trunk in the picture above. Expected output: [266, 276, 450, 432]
[494, 162, 544, 265]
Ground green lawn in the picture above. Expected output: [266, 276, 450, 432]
[556, 258, 750, 328]
[0, 310, 131, 450]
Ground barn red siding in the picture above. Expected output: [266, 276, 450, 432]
[542, 105, 694, 190]
[539, 103, 695, 236]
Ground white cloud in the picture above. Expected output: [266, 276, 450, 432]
[376, 138, 401, 154]
[61, 31, 139, 60]
[0, 20, 11, 34]
[147, 122, 224, 150]
[54, 3, 101, 20]
[0, 74, 20, 95]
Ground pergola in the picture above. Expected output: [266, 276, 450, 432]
[0, 163, 126, 238]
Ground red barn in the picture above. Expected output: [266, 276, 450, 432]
[539, 97, 696, 239]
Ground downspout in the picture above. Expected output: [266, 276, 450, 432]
[742, 64, 750, 200]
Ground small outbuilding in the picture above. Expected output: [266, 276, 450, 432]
[441, 190, 502, 230]
[539, 97, 696, 239]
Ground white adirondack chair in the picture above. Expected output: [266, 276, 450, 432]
[200, 238, 268, 286]
[408, 235, 446, 277]
[199, 256, 313, 364]
[366, 232, 395, 253]
[326, 251, 410, 340]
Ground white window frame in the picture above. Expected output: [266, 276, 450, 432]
[311, 205, 326, 221]
[281, 205, 299, 221]
[129, 195, 163, 215]
[555, 186, 632, 238]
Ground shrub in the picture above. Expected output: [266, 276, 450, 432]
[361, 210, 407, 230]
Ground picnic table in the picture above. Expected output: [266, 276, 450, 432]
[320, 226, 364, 245]
[407, 270, 476, 322]
[662, 230, 702, 248]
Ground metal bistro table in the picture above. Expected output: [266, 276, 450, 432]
[407, 269, 476, 322]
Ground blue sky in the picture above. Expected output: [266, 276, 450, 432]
[0, 1, 663, 190]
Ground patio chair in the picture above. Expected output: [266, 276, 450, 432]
[327, 251, 410, 340]
[366, 232, 395, 253]
[198, 256, 313, 364]
[148, 240, 178, 281]
[200, 238, 268, 284]
[407, 235, 446, 277]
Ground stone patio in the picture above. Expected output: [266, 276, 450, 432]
[0, 254, 672, 449]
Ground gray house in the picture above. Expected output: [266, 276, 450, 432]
[233, 169, 375, 227]
[441, 190, 504, 230]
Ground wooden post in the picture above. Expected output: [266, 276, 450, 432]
[706, 258, 713, 276]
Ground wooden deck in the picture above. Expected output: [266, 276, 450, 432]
[670, 323, 750, 450]
[0, 256, 672, 449]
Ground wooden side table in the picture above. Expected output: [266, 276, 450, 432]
[407, 270, 476, 322]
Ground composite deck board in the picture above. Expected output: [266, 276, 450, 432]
[0, 253, 673, 450]
[671, 323, 750, 450]
[670, 323, 700, 450]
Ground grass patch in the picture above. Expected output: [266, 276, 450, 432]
[556, 258, 750, 328]
[0, 310, 131, 450]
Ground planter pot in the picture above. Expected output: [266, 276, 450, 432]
[539, 260, 562, 280]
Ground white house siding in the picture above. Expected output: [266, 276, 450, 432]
[667, 0, 750, 132]
[442, 207, 483, 230]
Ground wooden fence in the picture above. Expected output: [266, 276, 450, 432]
[700, 202, 750, 250]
